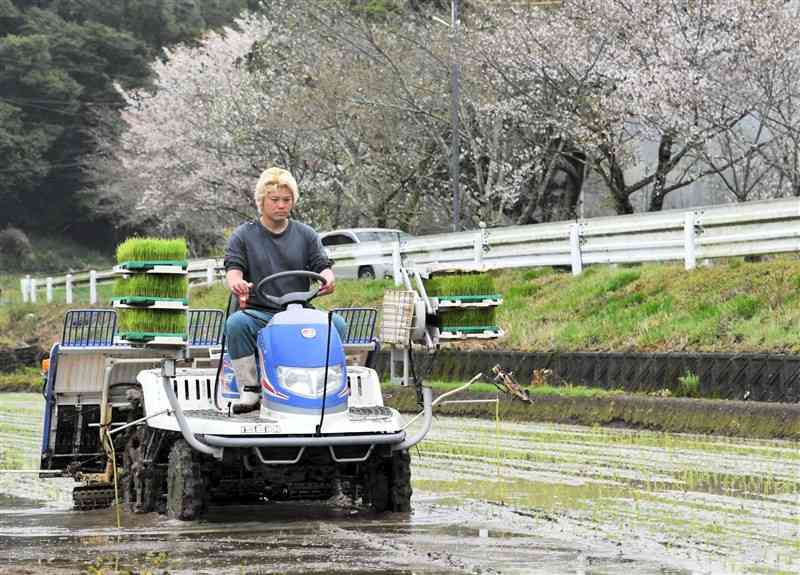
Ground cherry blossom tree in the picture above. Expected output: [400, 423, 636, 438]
[473, 0, 800, 216]
[87, 0, 800, 248]
[89, 2, 459, 241]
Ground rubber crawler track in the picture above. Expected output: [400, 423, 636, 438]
[166, 439, 207, 520]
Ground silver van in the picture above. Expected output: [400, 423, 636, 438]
[320, 228, 413, 279]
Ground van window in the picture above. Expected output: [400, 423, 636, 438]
[321, 234, 356, 246]
[355, 231, 380, 242]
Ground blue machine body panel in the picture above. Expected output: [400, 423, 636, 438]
[40, 343, 59, 454]
[256, 307, 348, 413]
[220, 353, 239, 400]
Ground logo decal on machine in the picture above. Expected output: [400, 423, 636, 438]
[240, 423, 282, 434]
[301, 328, 317, 338]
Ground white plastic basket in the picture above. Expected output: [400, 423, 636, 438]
[380, 289, 416, 346]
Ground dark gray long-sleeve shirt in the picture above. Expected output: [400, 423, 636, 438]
[224, 219, 332, 310]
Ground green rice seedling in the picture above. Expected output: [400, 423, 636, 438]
[113, 274, 188, 300]
[116, 237, 187, 263]
[438, 308, 497, 329]
[113, 237, 189, 338]
[424, 272, 497, 297]
[118, 308, 186, 335]
[425, 273, 500, 330]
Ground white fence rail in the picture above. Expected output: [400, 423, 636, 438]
[328, 197, 800, 284]
[18, 259, 224, 305]
[15, 197, 800, 304]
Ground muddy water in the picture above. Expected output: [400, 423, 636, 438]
[0, 392, 798, 574]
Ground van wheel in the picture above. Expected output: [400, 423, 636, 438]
[358, 266, 376, 280]
[166, 439, 207, 520]
[122, 427, 160, 513]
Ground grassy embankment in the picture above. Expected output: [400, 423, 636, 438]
[5, 255, 800, 367]
[3, 256, 800, 437]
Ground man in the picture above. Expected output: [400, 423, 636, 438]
[224, 167, 341, 412]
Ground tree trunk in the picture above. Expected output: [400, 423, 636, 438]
[598, 144, 633, 214]
[516, 139, 566, 225]
[648, 132, 673, 211]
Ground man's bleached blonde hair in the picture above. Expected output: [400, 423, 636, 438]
[254, 167, 299, 214]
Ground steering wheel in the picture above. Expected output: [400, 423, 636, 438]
[255, 270, 327, 308]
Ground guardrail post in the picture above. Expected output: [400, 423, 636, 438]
[30, 277, 37, 303]
[473, 222, 487, 266]
[392, 240, 402, 287]
[684, 212, 697, 270]
[569, 223, 583, 276]
[66, 274, 73, 304]
[90, 270, 97, 304]
[206, 260, 215, 285]
[21, 277, 29, 303]
[46, 277, 53, 303]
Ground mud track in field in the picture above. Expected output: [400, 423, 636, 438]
[1, 394, 799, 574]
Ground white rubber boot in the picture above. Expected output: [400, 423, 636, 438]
[231, 356, 260, 413]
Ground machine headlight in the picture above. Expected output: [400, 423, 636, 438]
[277, 366, 344, 398]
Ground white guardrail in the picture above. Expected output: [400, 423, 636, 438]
[16, 197, 800, 304]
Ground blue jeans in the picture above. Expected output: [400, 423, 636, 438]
[225, 309, 348, 360]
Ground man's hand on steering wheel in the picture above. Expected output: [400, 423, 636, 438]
[318, 268, 336, 296]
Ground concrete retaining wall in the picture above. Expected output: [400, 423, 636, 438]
[375, 350, 800, 403]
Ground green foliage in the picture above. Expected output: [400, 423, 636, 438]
[0, 10, 150, 232]
[495, 257, 800, 353]
[0, 226, 33, 263]
[350, 0, 403, 18]
[726, 295, 759, 320]
[677, 371, 701, 398]
[605, 269, 640, 292]
[1, 0, 248, 240]
[116, 237, 188, 262]
[0, 303, 39, 344]
[522, 268, 553, 281]
[505, 283, 539, 298]
[0, 367, 40, 393]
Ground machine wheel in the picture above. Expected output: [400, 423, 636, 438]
[358, 266, 376, 280]
[389, 450, 412, 512]
[166, 439, 207, 520]
[122, 427, 160, 513]
[367, 450, 412, 512]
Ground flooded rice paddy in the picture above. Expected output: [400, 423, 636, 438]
[0, 392, 798, 574]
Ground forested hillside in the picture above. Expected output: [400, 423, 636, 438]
[0, 0, 254, 247]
